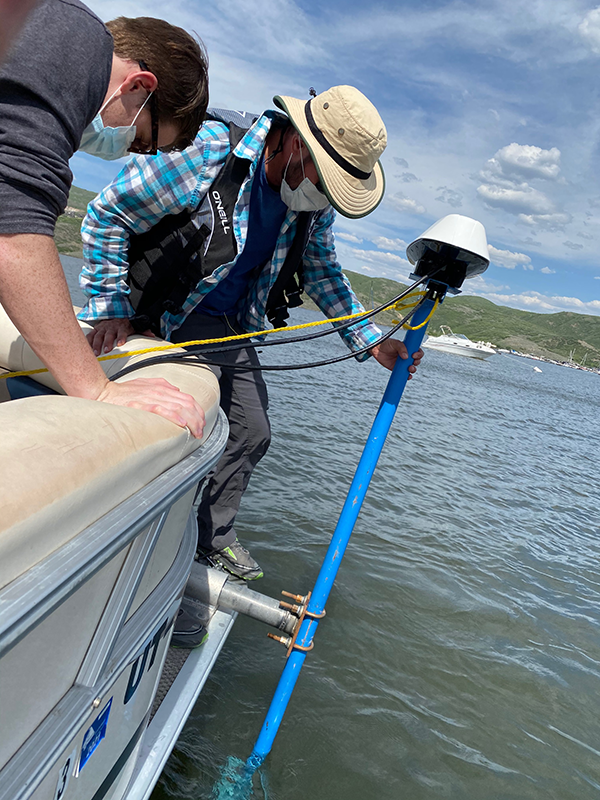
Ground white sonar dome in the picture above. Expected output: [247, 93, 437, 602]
[406, 214, 489, 269]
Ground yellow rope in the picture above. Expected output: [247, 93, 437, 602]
[402, 297, 439, 330]
[0, 292, 429, 381]
[390, 291, 430, 326]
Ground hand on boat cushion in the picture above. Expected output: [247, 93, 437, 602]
[369, 339, 424, 376]
[85, 321, 206, 436]
[95, 377, 206, 438]
[87, 318, 151, 355]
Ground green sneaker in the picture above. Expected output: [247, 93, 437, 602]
[171, 599, 209, 649]
[197, 538, 263, 580]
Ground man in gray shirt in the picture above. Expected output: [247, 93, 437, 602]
[0, 1, 209, 434]
[0, 0, 38, 64]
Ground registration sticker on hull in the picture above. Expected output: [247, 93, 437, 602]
[78, 698, 113, 772]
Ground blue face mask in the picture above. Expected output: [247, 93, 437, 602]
[79, 85, 153, 161]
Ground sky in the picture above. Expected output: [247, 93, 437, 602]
[72, 0, 600, 317]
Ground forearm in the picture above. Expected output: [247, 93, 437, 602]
[78, 199, 135, 323]
[304, 274, 382, 356]
[0, 233, 108, 398]
[303, 209, 381, 355]
[78, 291, 135, 323]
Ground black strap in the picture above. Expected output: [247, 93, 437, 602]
[128, 213, 209, 334]
[266, 212, 314, 328]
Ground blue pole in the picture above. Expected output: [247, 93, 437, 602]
[246, 296, 437, 773]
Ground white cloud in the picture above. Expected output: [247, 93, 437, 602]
[477, 183, 554, 215]
[387, 193, 426, 215]
[435, 186, 463, 208]
[563, 240, 584, 251]
[490, 143, 561, 181]
[84, 0, 591, 311]
[464, 275, 512, 294]
[372, 236, 408, 251]
[356, 264, 412, 283]
[579, 7, 600, 54]
[518, 212, 572, 231]
[476, 291, 600, 316]
[540, 267, 556, 274]
[337, 241, 413, 282]
[349, 248, 409, 267]
[475, 143, 565, 225]
[488, 244, 532, 269]
[335, 231, 363, 244]
[399, 172, 420, 183]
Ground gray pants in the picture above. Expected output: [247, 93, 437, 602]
[171, 313, 271, 551]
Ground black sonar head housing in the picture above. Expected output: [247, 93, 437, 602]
[406, 214, 490, 293]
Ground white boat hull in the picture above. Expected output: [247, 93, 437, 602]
[0, 415, 230, 800]
[422, 340, 496, 359]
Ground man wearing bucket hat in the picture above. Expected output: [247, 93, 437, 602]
[273, 86, 386, 219]
[78, 85, 423, 613]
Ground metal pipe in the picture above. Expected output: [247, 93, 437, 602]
[186, 562, 297, 634]
[218, 582, 296, 633]
[246, 295, 438, 772]
[186, 560, 229, 607]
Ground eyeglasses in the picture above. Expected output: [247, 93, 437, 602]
[128, 60, 159, 155]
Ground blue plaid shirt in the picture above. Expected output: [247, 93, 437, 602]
[78, 113, 382, 356]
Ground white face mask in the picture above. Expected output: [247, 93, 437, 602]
[79, 84, 153, 161]
[280, 142, 330, 212]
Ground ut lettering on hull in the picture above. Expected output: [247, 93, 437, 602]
[124, 613, 176, 705]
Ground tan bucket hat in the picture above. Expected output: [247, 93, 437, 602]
[273, 85, 387, 219]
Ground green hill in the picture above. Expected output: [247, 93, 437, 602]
[66, 185, 97, 211]
[334, 270, 600, 365]
[54, 185, 98, 258]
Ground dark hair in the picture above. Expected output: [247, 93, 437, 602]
[106, 17, 209, 150]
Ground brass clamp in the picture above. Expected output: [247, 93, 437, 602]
[267, 589, 327, 658]
[267, 632, 292, 647]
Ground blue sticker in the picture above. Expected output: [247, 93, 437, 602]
[79, 698, 112, 772]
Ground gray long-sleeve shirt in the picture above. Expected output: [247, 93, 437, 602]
[0, 0, 113, 235]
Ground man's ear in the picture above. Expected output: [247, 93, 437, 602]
[120, 68, 158, 95]
[296, 135, 311, 159]
[290, 131, 303, 154]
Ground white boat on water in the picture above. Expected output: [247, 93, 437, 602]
[0, 307, 300, 800]
[422, 325, 496, 360]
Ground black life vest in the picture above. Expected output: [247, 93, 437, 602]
[127, 111, 314, 335]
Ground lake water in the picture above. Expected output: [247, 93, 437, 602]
[157, 313, 600, 800]
[60, 257, 600, 799]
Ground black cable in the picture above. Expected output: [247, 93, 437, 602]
[109, 299, 427, 380]
[182, 272, 430, 357]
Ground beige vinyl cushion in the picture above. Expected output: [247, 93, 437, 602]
[0, 303, 200, 393]
[0, 305, 221, 590]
